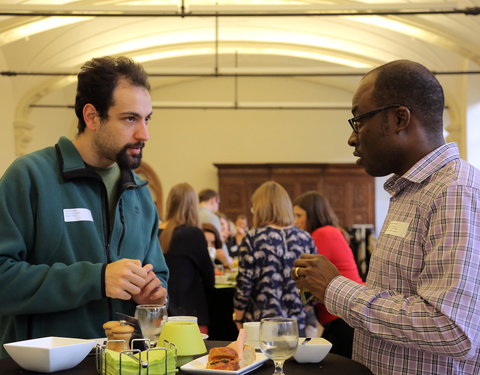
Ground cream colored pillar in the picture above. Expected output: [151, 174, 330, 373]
[465, 67, 480, 170]
[0, 54, 16, 175]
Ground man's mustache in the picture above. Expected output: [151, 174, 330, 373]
[125, 142, 145, 149]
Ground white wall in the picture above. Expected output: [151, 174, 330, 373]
[465, 69, 480, 169]
[29, 85, 78, 151]
[146, 77, 355, 197]
[0, 53, 16, 175]
[7, 70, 479, 236]
[11, 74, 460, 234]
[24, 76, 359, 205]
[374, 176, 390, 235]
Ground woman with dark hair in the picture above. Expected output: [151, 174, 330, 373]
[233, 181, 316, 336]
[202, 223, 223, 250]
[293, 191, 363, 358]
[202, 223, 231, 271]
[159, 183, 214, 333]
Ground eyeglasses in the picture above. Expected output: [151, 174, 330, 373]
[348, 104, 407, 134]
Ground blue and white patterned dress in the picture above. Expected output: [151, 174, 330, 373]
[233, 226, 317, 332]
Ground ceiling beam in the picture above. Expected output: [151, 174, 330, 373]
[29, 102, 451, 111]
[0, 4, 479, 17]
[3, 70, 480, 78]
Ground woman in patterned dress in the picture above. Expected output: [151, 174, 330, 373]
[233, 181, 316, 336]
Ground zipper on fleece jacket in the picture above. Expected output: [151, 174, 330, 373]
[117, 199, 126, 257]
[115, 177, 145, 257]
[99, 180, 113, 321]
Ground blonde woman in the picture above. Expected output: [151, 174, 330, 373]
[233, 181, 316, 336]
[159, 183, 214, 333]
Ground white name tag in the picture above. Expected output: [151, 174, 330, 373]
[63, 208, 93, 222]
[385, 221, 409, 238]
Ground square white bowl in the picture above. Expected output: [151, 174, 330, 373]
[3, 336, 95, 373]
[293, 337, 332, 363]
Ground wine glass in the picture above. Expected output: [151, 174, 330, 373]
[259, 317, 299, 375]
[134, 304, 168, 347]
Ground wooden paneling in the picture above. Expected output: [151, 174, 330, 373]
[215, 163, 374, 228]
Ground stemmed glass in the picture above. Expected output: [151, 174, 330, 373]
[134, 304, 168, 347]
[259, 317, 299, 375]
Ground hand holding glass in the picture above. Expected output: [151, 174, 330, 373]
[259, 317, 299, 375]
[134, 304, 167, 346]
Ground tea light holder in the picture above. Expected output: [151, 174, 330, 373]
[157, 322, 207, 366]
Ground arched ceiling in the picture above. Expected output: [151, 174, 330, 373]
[2, 1, 480, 74]
[1, 0, 480, 153]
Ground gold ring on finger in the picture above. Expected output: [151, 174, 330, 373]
[294, 267, 300, 279]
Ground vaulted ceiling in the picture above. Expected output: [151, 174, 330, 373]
[2, 1, 480, 71]
[1, 0, 480, 156]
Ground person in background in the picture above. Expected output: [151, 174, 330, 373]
[202, 223, 230, 272]
[0, 56, 168, 358]
[227, 218, 239, 257]
[159, 183, 214, 334]
[219, 212, 238, 258]
[233, 181, 317, 336]
[219, 212, 233, 245]
[293, 191, 363, 358]
[198, 188, 222, 235]
[293, 60, 480, 373]
[229, 214, 249, 258]
[198, 189, 233, 265]
[234, 214, 249, 247]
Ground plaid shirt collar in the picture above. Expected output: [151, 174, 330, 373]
[384, 142, 460, 196]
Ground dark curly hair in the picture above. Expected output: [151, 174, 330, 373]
[74, 56, 150, 134]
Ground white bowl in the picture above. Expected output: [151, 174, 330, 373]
[293, 337, 332, 363]
[3, 336, 95, 373]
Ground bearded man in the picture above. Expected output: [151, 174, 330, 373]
[0, 56, 169, 358]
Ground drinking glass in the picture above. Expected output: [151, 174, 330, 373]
[259, 317, 299, 375]
[134, 304, 168, 346]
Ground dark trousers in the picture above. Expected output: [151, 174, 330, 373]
[322, 318, 354, 358]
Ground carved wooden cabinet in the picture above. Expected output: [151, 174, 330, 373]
[215, 163, 375, 228]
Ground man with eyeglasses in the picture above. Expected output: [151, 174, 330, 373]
[293, 60, 480, 373]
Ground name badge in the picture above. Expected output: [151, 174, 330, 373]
[63, 208, 93, 222]
[385, 221, 409, 238]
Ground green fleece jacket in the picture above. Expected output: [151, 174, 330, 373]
[0, 137, 169, 358]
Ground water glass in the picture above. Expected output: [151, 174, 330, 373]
[243, 321, 260, 348]
[134, 304, 168, 346]
[259, 317, 299, 375]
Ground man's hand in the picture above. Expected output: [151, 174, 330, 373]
[132, 264, 168, 305]
[105, 259, 149, 300]
[292, 254, 341, 304]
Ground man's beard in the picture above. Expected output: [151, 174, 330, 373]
[116, 142, 145, 169]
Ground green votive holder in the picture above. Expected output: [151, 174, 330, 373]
[157, 322, 207, 366]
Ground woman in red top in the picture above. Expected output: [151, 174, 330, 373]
[293, 191, 364, 358]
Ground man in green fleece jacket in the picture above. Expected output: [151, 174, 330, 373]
[0, 56, 169, 358]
